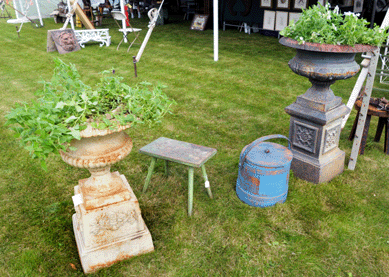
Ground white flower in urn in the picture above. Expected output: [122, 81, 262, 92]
[280, 3, 389, 46]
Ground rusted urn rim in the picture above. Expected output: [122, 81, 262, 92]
[59, 129, 133, 169]
[59, 135, 133, 169]
[60, 120, 133, 168]
[279, 37, 377, 53]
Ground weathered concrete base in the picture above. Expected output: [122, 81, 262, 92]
[72, 214, 154, 274]
[290, 148, 345, 184]
[73, 173, 154, 274]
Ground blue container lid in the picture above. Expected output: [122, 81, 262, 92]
[245, 142, 293, 168]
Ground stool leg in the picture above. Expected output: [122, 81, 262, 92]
[143, 157, 156, 193]
[188, 167, 194, 216]
[374, 117, 386, 142]
[201, 165, 213, 199]
[385, 119, 389, 155]
[359, 114, 371, 155]
[164, 160, 169, 177]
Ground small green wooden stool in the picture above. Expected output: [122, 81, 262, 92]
[139, 137, 217, 216]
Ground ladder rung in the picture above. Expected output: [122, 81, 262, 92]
[378, 69, 389, 73]
[373, 87, 389, 92]
[376, 72, 389, 76]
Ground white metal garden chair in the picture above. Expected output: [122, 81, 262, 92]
[111, 10, 142, 52]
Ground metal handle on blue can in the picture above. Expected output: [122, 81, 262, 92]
[239, 134, 291, 169]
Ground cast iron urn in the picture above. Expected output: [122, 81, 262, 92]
[279, 37, 376, 183]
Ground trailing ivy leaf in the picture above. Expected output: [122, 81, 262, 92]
[102, 117, 111, 126]
[75, 105, 84, 113]
[98, 122, 107, 129]
[70, 129, 81, 140]
[81, 92, 88, 101]
[65, 115, 78, 123]
[55, 101, 66, 109]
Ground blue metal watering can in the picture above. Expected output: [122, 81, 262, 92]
[236, 134, 293, 207]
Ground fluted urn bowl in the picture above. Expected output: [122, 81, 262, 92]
[279, 37, 377, 82]
[60, 123, 133, 199]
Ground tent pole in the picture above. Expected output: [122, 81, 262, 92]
[370, 0, 378, 29]
[16, 0, 23, 19]
[213, 0, 218, 61]
[34, 0, 43, 26]
[120, 0, 127, 42]
[65, 0, 75, 30]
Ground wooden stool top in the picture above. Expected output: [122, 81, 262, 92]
[354, 99, 389, 118]
[139, 137, 217, 168]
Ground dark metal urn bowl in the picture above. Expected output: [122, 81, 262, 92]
[279, 37, 376, 183]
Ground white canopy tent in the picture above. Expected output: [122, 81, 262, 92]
[7, 0, 61, 25]
[7, 0, 219, 61]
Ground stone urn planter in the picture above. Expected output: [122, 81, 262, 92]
[60, 124, 154, 273]
[5, 59, 175, 274]
[279, 37, 376, 183]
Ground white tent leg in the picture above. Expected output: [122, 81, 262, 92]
[17, 0, 23, 16]
[213, 0, 218, 61]
[34, 0, 43, 26]
[120, 0, 127, 42]
[64, 0, 75, 30]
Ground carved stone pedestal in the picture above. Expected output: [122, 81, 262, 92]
[60, 124, 154, 273]
[72, 173, 154, 274]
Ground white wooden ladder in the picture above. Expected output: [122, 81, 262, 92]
[346, 9, 389, 170]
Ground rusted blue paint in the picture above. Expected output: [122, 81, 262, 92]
[236, 135, 293, 208]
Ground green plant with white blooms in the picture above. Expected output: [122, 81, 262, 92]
[280, 3, 389, 46]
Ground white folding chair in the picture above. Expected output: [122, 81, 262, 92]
[111, 10, 142, 52]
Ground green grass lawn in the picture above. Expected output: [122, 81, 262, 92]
[1, 12, 389, 277]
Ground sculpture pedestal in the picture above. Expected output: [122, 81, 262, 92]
[285, 99, 349, 184]
[60, 126, 154, 273]
[72, 173, 154, 274]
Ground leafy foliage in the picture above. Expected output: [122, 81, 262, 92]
[280, 3, 389, 46]
[5, 58, 175, 168]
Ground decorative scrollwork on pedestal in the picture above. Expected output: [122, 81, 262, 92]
[323, 125, 341, 154]
[90, 210, 137, 235]
[293, 121, 318, 153]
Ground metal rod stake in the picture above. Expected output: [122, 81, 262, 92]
[133, 56, 137, 78]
